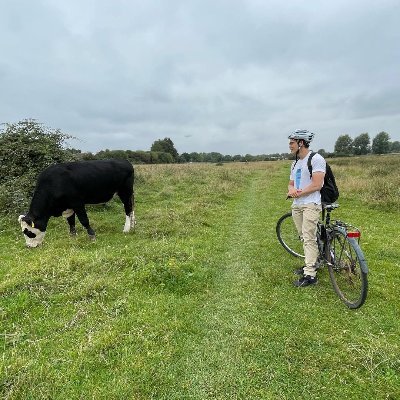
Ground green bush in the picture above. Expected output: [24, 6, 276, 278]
[0, 119, 75, 214]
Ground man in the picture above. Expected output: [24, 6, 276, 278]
[287, 129, 326, 287]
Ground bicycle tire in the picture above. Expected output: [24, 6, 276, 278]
[276, 212, 305, 258]
[326, 228, 368, 309]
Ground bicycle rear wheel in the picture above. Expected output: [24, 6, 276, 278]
[326, 228, 368, 309]
[276, 212, 305, 258]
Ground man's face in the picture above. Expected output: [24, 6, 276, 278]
[289, 140, 299, 153]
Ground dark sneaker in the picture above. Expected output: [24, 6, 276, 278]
[293, 266, 305, 275]
[293, 275, 318, 287]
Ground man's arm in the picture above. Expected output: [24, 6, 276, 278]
[287, 179, 297, 197]
[297, 172, 324, 197]
[287, 173, 324, 198]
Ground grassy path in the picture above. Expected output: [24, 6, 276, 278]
[158, 169, 308, 399]
[174, 174, 271, 398]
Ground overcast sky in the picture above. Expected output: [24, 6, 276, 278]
[1, 0, 399, 155]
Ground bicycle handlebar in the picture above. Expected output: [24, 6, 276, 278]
[322, 203, 339, 210]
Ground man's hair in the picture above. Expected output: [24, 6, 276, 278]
[299, 139, 310, 148]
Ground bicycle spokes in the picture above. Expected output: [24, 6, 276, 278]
[328, 230, 367, 309]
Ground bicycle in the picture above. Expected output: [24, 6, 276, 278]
[276, 203, 368, 309]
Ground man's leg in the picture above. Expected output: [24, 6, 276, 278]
[291, 206, 303, 240]
[291, 205, 306, 274]
[301, 203, 321, 278]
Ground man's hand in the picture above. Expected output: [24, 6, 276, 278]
[287, 188, 302, 198]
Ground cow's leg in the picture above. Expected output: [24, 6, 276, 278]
[117, 186, 135, 233]
[75, 206, 95, 239]
[67, 213, 77, 235]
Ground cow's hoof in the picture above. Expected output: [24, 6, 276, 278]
[89, 234, 96, 241]
[70, 229, 77, 236]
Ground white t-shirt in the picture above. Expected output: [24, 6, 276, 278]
[290, 152, 326, 205]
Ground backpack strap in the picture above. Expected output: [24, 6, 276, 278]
[307, 151, 316, 178]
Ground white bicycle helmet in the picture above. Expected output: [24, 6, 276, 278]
[288, 129, 314, 143]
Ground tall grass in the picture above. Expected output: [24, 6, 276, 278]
[329, 154, 400, 211]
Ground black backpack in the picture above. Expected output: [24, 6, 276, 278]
[307, 152, 339, 204]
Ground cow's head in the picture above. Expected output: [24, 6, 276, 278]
[18, 215, 46, 248]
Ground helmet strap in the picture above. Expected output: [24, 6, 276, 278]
[295, 148, 299, 164]
[296, 140, 302, 158]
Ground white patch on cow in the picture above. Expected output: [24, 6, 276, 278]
[18, 217, 46, 248]
[62, 209, 74, 218]
[123, 211, 135, 233]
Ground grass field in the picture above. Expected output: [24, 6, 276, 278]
[1, 155, 399, 399]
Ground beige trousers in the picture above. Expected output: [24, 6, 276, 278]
[291, 203, 322, 277]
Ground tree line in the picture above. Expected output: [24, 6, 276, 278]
[333, 132, 399, 157]
[78, 131, 399, 164]
[1, 119, 399, 213]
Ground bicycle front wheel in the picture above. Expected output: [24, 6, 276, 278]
[276, 212, 305, 258]
[326, 228, 368, 309]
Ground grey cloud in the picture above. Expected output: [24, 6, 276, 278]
[0, 0, 399, 154]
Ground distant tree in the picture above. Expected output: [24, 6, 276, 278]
[266, 153, 280, 160]
[65, 148, 82, 159]
[138, 151, 153, 164]
[390, 141, 400, 153]
[81, 152, 97, 160]
[96, 149, 128, 160]
[156, 152, 174, 163]
[324, 152, 336, 159]
[353, 133, 370, 155]
[96, 149, 109, 159]
[186, 152, 202, 162]
[334, 134, 353, 156]
[180, 152, 191, 162]
[372, 131, 391, 154]
[244, 154, 255, 162]
[204, 152, 222, 163]
[151, 138, 179, 162]
[317, 149, 327, 158]
[223, 155, 233, 162]
[125, 150, 151, 164]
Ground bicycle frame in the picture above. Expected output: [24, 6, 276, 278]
[315, 207, 335, 268]
[315, 207, 365, 269]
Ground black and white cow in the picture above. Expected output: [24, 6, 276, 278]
[18, 159, 135, 247]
